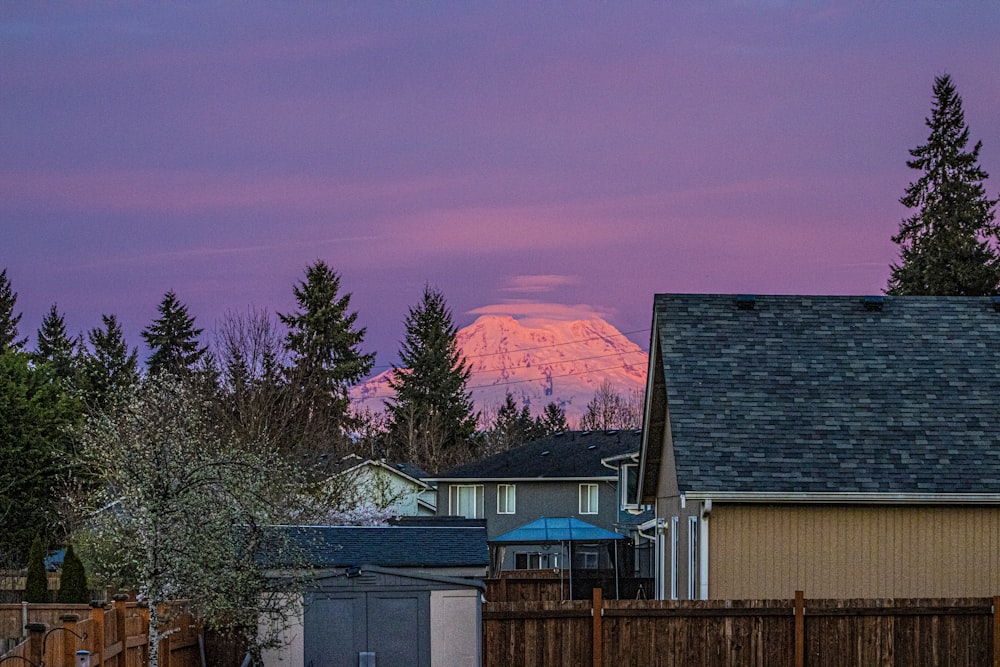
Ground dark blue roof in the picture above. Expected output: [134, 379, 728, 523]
[651, 294, 1000, 495]
[493, 517, 624, 543]
[265, 526, 489, 568]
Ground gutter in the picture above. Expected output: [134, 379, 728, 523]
[682, 491, 1000, 504]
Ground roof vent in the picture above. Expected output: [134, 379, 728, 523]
[736, 294, 756, 310]
[993, 296, 1000, 312]
[862, 296, 884, 312]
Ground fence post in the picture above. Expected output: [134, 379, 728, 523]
[61, 613, 81, 667]
[592, 588, 603, 667]
[794, 591, 805, 667]
[25, 622, 46, 666]
[993, 595, 1000, 667]
[91, 600, 106, 666]
[113, 594, 129, 667]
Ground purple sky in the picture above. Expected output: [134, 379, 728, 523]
[3, 3, 999, 370]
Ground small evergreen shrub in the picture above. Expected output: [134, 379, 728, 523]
[57, 544, 90, 603]
[24, 535, 49, 603]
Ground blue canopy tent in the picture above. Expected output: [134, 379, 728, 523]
[491, 517, 625, 599]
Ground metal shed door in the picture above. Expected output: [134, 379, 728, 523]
[305, 591, 430, 667]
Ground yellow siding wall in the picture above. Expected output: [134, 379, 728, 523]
[709, 504, 1000, 599]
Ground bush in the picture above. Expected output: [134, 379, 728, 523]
[24, 535, 48, 603]
[57, 544, 89, 603]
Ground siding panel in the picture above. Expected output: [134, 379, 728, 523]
[709, 505, 1000, 598]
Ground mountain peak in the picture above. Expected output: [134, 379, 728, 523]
[350, 312, 647, 425]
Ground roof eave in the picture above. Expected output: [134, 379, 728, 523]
[684, 491, 1000, 504]
[426, 476, 617, 483]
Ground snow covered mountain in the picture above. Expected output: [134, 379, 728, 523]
[349, 314, 647, 426]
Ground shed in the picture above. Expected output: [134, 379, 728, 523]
[260, 525, 488, 667]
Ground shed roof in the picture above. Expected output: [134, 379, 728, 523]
[431, 430, 640, 480]
[644, 294, 1000, 497]
[264, 525, 489, 569]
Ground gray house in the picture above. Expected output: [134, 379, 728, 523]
[638, 294, 1000, 600]
[428, 430, 640, 573]
[261, 525, 488, 667]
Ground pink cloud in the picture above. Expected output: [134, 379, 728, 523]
[501, 274, 580, 294]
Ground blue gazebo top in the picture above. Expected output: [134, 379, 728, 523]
[491, 517, 624, 544]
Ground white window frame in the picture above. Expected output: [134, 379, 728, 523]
[497, 484, 516, 514]
[449, 484, 484, 519]
[620, 463, 639, 510]
[579, 483, 599, 514]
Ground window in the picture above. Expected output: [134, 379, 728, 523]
[515, 552, 541, 569]
[497, 484, 516, 514]
[575, 550, 599, 569]
[579, 483, 599, 514]
[449, 484, 484, 518]
[515, 552, 559, 569]
[621, 463, 639, 509]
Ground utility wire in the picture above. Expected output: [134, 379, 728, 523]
[367, 327, 650, 372]
[466, 348, 647, 376]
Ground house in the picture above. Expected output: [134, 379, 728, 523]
[319, 455, 436, 517]
[637, 294, 1000, 600]
[427, 430, 640, 573]
[260, 524, 488, 667]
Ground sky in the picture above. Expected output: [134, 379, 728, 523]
[3, 2, 1000, 371]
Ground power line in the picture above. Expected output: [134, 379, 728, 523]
[353, 360, 647, 397]
[466, 348, 647, 376]
[367, 327, 650, 372]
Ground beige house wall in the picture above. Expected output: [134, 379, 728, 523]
[708, 504, 1000, 599]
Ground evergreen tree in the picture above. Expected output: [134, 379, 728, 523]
[484, 392, 537, 455]
[387, 286, 477, 472]
[0, 269, 26, 353]
[56, 544, 89, 603]
[535, 401, 570, 436]
[887, 74, 1000, 296]
[1, 352, 80, 563]
[33, 303, 78, 383]
[82, 314, 139, 411]
[24, 534, 48, 603]
[278, 261, 375, 452]
[142, 291, 207, 375]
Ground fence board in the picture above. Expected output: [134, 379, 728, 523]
[484, 593, 998, 667]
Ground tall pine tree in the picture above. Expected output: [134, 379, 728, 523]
[0, 269, 26, 353]
[387, 286, 477, 472]
[887, 74, 1000, 296]
[279, 261, 374, 452]
[142, 291, 207, 375]
[82, 314, 139, 411]
[33, 303, 78, 384]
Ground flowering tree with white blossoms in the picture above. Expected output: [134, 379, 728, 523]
[77, 375, 308, 667]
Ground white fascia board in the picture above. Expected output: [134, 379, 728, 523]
[425, 476, 617, 483]
[683, 491, 1000, 504]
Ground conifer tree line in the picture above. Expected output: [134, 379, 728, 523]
[0, 261, 575, 564]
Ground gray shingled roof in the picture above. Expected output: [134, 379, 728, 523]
[264, 526, 489, 568]
[653, 294, 1000, 495]
[431, 430, 641, 480]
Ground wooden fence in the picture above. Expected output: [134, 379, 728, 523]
[0, 596, 202, 667]
[483, 589, 1000, 667]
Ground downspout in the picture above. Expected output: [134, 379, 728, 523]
[699, 499, 712, 600]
